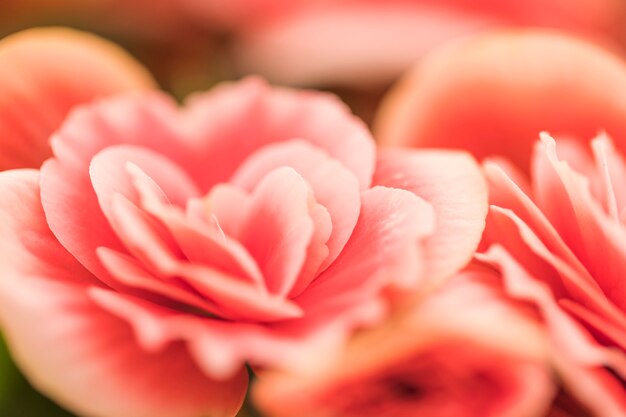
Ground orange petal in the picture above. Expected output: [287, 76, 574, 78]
[0, 27, 155, 170]
[375, 29, 626, 173]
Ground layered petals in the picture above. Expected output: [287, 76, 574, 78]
[0, 75, 490, 417]
[374, 149, 488, 288]
[0, 28, 155, 171]
[0, 170, 247, 417]
[480, 133, 626, 414]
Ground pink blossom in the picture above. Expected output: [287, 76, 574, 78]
[253, 265, 555, 417]
[182, 0, 624, 86]
[479, 133, 626, 416]
[0, 65, 487, 416]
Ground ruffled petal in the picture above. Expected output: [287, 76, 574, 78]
[533, 135, 626, 311]
[0, 277, 247, 417]
[230, 167, 315, 296]
[0, 169, 97, 286]
[0, 170, 247, 417]
[0, 27, 155, 170]
[374, 149, 488, 288]
[231, 139, 360, 275]
[182, 77, 376, 189]
[481, 246, 626, 416]
[40, 94, 185, 280]
[296, 186, 436, 311]
[480, 246, 626, 382]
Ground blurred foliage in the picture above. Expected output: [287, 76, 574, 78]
[0, 336, 76, 417]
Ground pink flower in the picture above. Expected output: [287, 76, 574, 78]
[375, 30, 626, 173]
[253, 265, 555, 417]
[182, 0, 624, 86]
[0, 49, 487, 417]
[0, 27, 155, 171]
[479, 133, 626, 415]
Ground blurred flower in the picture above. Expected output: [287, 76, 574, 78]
[479, 133, 626, 416]
[0, 32, 488, 415]
[1, 0, 190, 40]
[375, 30, 626, 173]
[0, 27, 154, 170]
[253, 265, 556, 417]
[183, 0, 626, 87]
[0, 3, 221, 101]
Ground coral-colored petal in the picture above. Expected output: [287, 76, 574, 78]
[484, 161, 597, 290]
[486, 206, 626, 331]
[89, 145, 201, 278]
[235, 167, 314, 295]
[231, 139, 359, 273]
[561, 300, 626, 351]
[555, 352, 626, 417]
[481, 246, 626, 378]
[590, 135, 626, 218]
[533, 135, 626, 311]
[89, 285, 385, 380]
[0, 27, 154, 170]
[109, 192, 301, 322]
[375, 30, 626, 173]
[480, 247, 626, 416]
[297, 186, 435, 311]
[374, 149, 488, 288]
[0, 169, 97, 286]
[40, 94, 185, 281]
[0, 171, 246, 417]
[90, 145, 201, 218]
[182, 77, 376, 189]
[0, 277, 247, 417]
[134, 184, 265, 288]
[96, 248, 226, 318]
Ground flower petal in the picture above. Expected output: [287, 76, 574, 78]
[297, 186, 436, 311]
[533, 135, 626, 311]
[232, 167, 315, 296]
[0, 169, 97, 286]
[231, 139, 360, 275]
[40, 93, 188, 281]
[375, 30, 626, 173]
[0, 170, 247, 417]
[182, 77, 376, 189]
[480, 246, 626, 416]
[374, 149, 488, 288]
[0, 277, 247, 417]
[0, 27, 155, 170]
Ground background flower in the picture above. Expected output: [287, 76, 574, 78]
[375, 30, 626, 172]
[0, 27, 154, 171]
[183, 0, 626, 88]
[253, 265, 555, 417]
